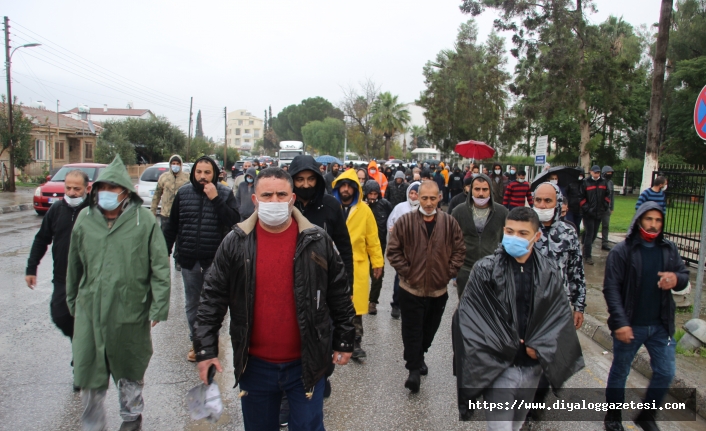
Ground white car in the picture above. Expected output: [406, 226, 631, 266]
[135, 163, 171, 210]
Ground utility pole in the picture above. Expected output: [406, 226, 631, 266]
[56, 100, 60, 168]
[187, 96, 193, 162]
[223, 107, 227, 171]
[4, 16, 15, 192]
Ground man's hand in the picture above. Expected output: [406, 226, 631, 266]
[520, 340, 537, 359]
[197, 358, 223, 385]
[203, 183, 218, 200]
[25, 275, 36, 289]
[573, 311, 584, 329]
[657, 272, 678, 290]
[373, 267, 383, 279]
[615, 326, 634, 344]
[151, 321, 159, 327]
[332, 351, 352, 365]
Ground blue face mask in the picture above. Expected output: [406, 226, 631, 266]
[246, 177, 254, 184]
[98, 190, 126, 211]
[510, 169, 516, 175]
[502, 234, 532, 258]
[171, 165, 180, 173]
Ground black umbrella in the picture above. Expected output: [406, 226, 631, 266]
[530, 166, 584, 192]
[422, 159, 440, 165]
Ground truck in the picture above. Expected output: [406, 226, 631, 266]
[278, 141, 305, 167]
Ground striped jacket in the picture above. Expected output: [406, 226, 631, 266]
[502, 180, 533, 208]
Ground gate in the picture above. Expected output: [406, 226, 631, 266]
[653, 170, 706, 264]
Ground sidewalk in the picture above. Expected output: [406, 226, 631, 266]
[0, 187, 36, 214]
[582, 237, 706, 419]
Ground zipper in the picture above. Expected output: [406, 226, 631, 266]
[241, 256, 252, 377]
[196, 194, 204, 255]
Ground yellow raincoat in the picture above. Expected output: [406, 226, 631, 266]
[332, 169, 385, 315]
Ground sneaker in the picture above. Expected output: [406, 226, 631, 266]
[419, 360, 428, 376]
[352, 341, 367, 360]
[585, 257, 594, 265]
[175, 262, 181, 272]
[73, 384, 81, 392]
[602, 244, 613, 251]
[119, 414, 142, 431]
[634, 409, 659, 431]
[391, 306, 401, 319]
[604, 409, 625, 431]
[279, 395, 290, 427]
[368, 302, 378, 315]
[405, 369, 421, 393]
[187, 348, 196, 362]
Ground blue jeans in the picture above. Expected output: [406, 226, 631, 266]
[391, 273, 400, 308]
[566, 210, 582, 233]
[181, 262, 206, 340]
[605, 325, 676, 406]
[239, 356, 325, 431]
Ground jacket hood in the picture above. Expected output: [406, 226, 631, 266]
[368, 160, 380, 176]
[189, 156, 221, 190]
[465, 173, 495, 209]
[602, 166, 614, 174]
[406, 181, 421, 206]
[627, 201, 665, 241]
[532, 182, 564, 225]
[288, 155, 326, 201]
[332, 167, 362, 206]
[245, 167, 258, 180]
[168, 154, 183, 165]
[91, 155, 140, 205]
[363, 179, 381, 196]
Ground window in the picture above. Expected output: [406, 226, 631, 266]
[85, 142, 93, 159]
[35, 139, 46, 160]
[55, 141, 65, 160]
[236, 128, 241, 135]
[235, 138, 241, 145]
[244, 129, 250, 134]
[238, 120, 243, 126]
[254, 129, 260, 138]
[245, 139, 250, 143]
[249, 120, 254, 125]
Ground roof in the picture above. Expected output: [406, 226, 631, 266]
[61, 163, 108, 168]
[1, 104, 103, 133]
[67, 107, 152, 117]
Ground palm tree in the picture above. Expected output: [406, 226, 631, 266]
[369, 92, 411, 159]
[409, 125, 426, 150]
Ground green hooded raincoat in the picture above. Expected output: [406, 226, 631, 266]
[66, 155, 171, 389]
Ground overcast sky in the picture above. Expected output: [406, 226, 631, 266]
[5, 0, 662, 138]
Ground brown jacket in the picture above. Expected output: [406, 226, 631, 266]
[387, 210, 466, 297]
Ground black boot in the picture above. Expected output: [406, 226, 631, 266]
[119, 415, 142, 431]
[351, 340, 366, 359]
[634, 409, 660, 431]
[604, 409, 624, 431]
[419, 359, 428, 376]
[405, 369, 421, 393]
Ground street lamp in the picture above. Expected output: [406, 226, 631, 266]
[4, 23, 42, 191]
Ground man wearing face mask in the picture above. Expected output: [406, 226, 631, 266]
[599, 166, 615, 251]
[193, 167, 356, 431]
[579, 165, 611, 265]
[451, 174, 508, 298]
[234, 161, 252, 189]
[387, 181, 465, 392]
[602, 202, 689, 431]
[151, 154, 190, 270]
[332, 171, 384, 359]
[447, 176, 472, 214]
[448, 167, 465, 200]
[26, 169, 90, 380]
[387, 171, 409, 207]
[387, 181, 421, 318]
[489, 162, 508, 204]
[565, 167, 585, 229]
[367, 160, 388, 197]
[324, 162, 341, 194]
[164, 156, 239, 362]
[635, 175, 668, 213]
[453, 207, 584, 427]
[503, 170, 533, 210]
[505, 165, 517, 182]
[363, 180, 393, 315]
[66, 155, 171, 431]
[235, 167, 258, 220]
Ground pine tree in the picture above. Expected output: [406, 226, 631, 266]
[195, 110, 204, 138]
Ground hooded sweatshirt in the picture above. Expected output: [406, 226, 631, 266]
[363, 179, 393, 250]
[387, 181, 421, 231]
[601, 165, 615, 211]
[367, 160, 388, 196]
[533, 183, 587, 312]
[289, 155, 354, 290]
[151, 154, 189, 217]
[235, 167, 258, 219]
[164, 156, 239, 270]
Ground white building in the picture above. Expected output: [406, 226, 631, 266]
[226, 109, 263, 151]
[65, 105, 154, 122]
[395, 103, 427, 148]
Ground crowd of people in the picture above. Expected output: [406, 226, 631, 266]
[23, 153, 686, 431]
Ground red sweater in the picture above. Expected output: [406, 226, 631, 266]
[502, 181, 533, 208]
[249, 220, 301, 363]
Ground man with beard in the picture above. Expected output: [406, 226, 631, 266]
[324, 162, 341, 194]
[332, 171, 384, 359]
[163, 156, 239, 362]
[603, 202, 689, 431]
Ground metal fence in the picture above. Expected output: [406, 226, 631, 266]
[655, 170, 706, 265]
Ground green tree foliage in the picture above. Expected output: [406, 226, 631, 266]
[301, 117, 345, 156]
[99, 117, 186, 163]
[417, 20, 510, 158]
[272, 97, 344, 143]
[96, 131, 136, 165]
[214, 145, 240, 170]
[369, 92, 411, 159]
[0, 98, 35, 173]
[195, 110, 204, 138]
[189, 136, 214, 160]
[340, 79, 381, 158]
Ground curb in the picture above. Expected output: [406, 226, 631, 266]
[0, 203, 34, 214]
[580, 313, 706, 419]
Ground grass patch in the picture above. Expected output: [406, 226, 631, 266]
[701, 348, 706, 359]
[677, 305, 694, 314]
[674, 328, 686, 342]
[610, 196, 639, 233]
[16, 182, 39, 187]
[609, 195, 703, 234]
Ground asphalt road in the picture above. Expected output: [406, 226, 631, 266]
[0, 209, 704, 431]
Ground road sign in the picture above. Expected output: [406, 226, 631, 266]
[695, 85, 706, 140]
[534, 135, 548, 166]
[535, 155, 546, 166]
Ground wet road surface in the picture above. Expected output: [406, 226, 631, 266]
[0, 210, 704, 430]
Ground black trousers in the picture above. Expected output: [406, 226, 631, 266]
[583, 216, 601, 258]
[51, 282, 73, 339]
[160, 215, 178, 261]
[399, 288, 448, 370]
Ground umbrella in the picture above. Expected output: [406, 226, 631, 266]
[454, 140, 495, 161]
[530, 166, 584, 192]
[385, 159, 404, 165]
[315, 155, 343, 165]
[422, 159, 440, 165]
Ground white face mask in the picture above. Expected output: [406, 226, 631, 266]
[517, 178, 525, 183]
[494, 169, 501, 175]
[533, 206, 555, 222]
[549, 179, 558, 185]
[578, 176, 584, 180]
[662, 185, 668, 191]
[257, 198, 292, 227]
[419, 206, 437, 216]
[409, 199, 420, 208]
[64, 195, 85, 207]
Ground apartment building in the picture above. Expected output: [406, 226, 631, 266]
[226, 109, 263, 151]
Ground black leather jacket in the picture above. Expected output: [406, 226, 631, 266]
[193, 209, 356, 391]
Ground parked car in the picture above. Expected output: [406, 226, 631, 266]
[33, 163, 108, 215]
[135, 163, 171, 210]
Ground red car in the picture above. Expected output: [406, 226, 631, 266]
[33, 163, 107, 215]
